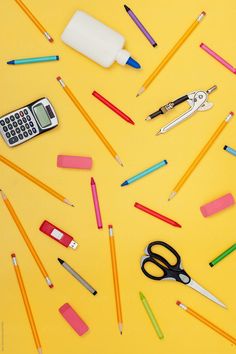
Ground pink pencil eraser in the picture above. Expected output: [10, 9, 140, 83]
[59, 303, 89, 336]
[200, 193, 235, 217]
[57, 155, 92, 169]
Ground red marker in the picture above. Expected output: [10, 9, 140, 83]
[134, 202, 182, 228]
[92, 91, 135, 125]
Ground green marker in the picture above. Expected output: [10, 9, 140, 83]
[7, 56, 59, 65]
[209, 243, 236, 267]
[139, 291, 164, 339]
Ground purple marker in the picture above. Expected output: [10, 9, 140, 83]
[124, 4, 157, 47]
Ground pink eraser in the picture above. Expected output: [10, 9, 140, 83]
[59, 303, 89, 336]
[200, 193, 235, 217]
[57, 155, 92, 169]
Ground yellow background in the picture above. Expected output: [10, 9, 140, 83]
[1, 0, 236, 353]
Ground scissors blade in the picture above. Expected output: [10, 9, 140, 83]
[187, 279, 226, 308]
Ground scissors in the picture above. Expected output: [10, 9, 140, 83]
[141, 241, 226, 308]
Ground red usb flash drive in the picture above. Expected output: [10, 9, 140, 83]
[39, 220, 78, 249]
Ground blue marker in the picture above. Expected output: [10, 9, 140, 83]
[224, 145, 236, 157]
[121, 159, 168, 186]
[7, 56, 59, 65]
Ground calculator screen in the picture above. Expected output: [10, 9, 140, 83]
[33, 104, 51, 128]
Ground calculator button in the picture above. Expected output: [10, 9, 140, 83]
[24, 109, 28, 115]
[32, 128, 37, 133]
[23, 132, 28, 138]
[8, 124, 13, 130]
[26, 115, 31, 121]
[28, 129, 32, 135]
[9, 136, 18, 144]
[5, 118, 10, 124]
[6, 132, 10, 138]
[16, 128, 20, 134]
[19, 111, 24, 117]
[10, 130, 16, 136]
[15, 113, 20, 119]
[22, 117, 27, 123]
[3, 126, 8, 132]
[18, 134, 23, 140]
[13, 122, 17, 127]
[25, 123, 29, 129]
[10, 115, 15, 121]
[29, 121, 34, 127]
[20, 126, 25, 131]
[18, 119, 23, 125]
[0, 121, 5, 126]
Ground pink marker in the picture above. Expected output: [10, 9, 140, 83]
[90, 177, 103, 229]
[200, 43, 236, 74]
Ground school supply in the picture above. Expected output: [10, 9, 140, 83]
[134, 202, 181, 228]
[0, 98, 58, 147]
[39, 220, 78, 249]
[169, 112, 234, 201]
[224, 145, 236, 156]
[58, 258, 97, 295]
[124, 5, 157, 47]
[59, 303, 89, 336]
[11, 254, 42, 354]
[177, 301, 236, 345]
[139, 292, 164, 339]
[108, 225, 123, 334]
[61, 10, 140, 69]
[146, 86, 216, 135]
[7, 56, 59, 65]
[57, 77, 123, 166]
[200, 193, 235, 217]
[136, 11, 206, 96]
[92, 91, 135, 125]
[90, 177, 103, 229]
[200, 43, 236, 74]
[141, 241, 225, 307]
[121, 160, 167, 186]
[0, 154, 73, 206]
[14, 0, 53, 42]
[209, 244, 236, 267]
[57, 155, 92, 169]
[1, 190, 53, 288]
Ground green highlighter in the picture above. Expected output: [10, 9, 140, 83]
[209, 244, 236, 267]
[139, 292, 164, 339]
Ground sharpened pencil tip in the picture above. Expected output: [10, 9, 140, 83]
[145, 116, 151, 121]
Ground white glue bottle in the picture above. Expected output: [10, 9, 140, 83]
[61, 10, 141, 69]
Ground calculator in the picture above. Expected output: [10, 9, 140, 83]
[0, 98, 59, 147]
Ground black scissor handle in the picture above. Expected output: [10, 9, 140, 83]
[146, 241, 182, 270]
[141, 255, 169, 280]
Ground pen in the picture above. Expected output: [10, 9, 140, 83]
[58, 258, 97, 295]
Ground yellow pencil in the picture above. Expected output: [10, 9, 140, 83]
[11, 254, 43, 354]
[0, 154, 74, 206]
[169, 112, 234, 201]
[177, 301, 236, 345]
[1, 190, 53, 288]
[108, 225, 123, 334]
[57, 77, 123, 166]
[14, 0, 53, 42]
[136, 11, 206, 96]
